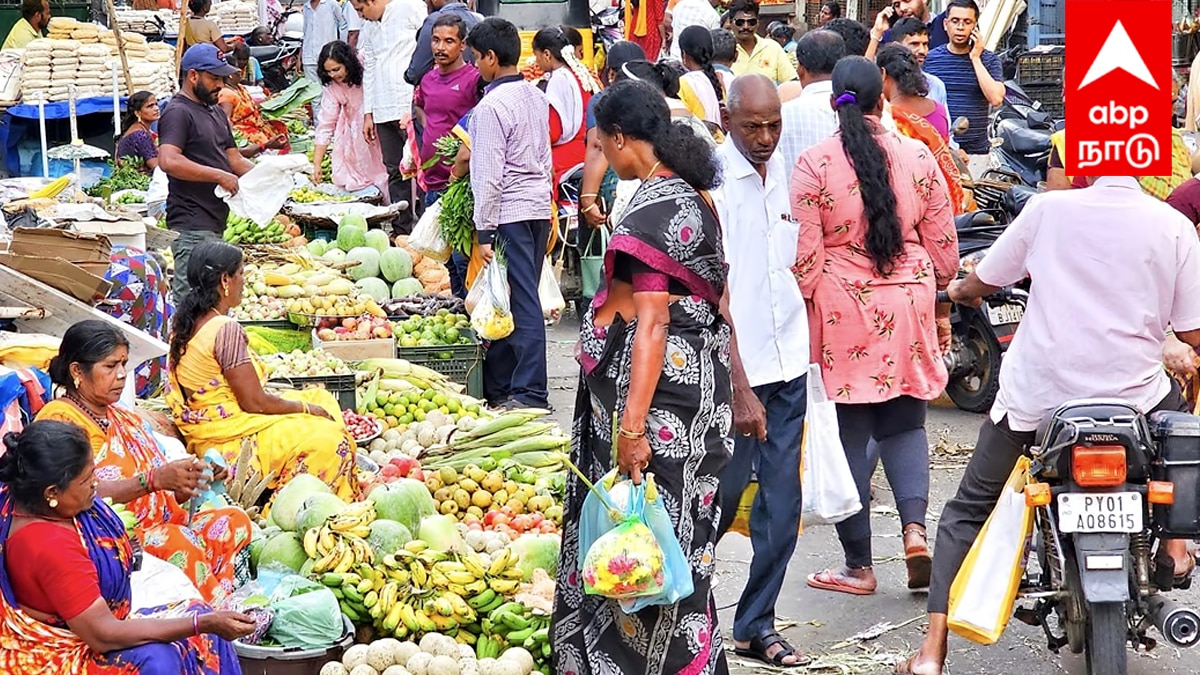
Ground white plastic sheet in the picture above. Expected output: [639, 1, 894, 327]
[216, 154, 312, 227]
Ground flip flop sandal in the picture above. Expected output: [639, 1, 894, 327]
[904, 527, 933, 590]
[1176, 553, 1196, 590]
[806, 568, 876, 596]
[732, 631, 811, 668]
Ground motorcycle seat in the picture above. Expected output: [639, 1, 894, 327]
[249, 45, 282, 62]
[1034, 399, 1146, 449]
[1002, 185, 1038, 217]
[954, 211, 997, 231]
[1005, 125, 1053, 155]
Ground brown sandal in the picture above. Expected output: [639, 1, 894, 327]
[904, 527, 932, 590]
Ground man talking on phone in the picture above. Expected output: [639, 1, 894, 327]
[922, 0, 1003, 166]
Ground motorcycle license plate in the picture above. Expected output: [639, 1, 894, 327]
[1057, 492, 1142, 534]
[987, 303, 1024, 326]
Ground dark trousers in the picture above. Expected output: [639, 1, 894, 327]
[482, 220, 550, 407]
[716, 375, 807, 641]
[834, 397, 929, 569]
[169, 229, 220, 302]
[375, 120, 414, 233]
[927, 384, 1187, 614]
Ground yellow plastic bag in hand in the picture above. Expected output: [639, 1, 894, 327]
[469, 258, 514, 340]
[948, 456, 1035, 645]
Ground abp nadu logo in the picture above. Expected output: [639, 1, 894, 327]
[1064, 0, 1171, 176]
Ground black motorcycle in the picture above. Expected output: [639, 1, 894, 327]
[1014, 400, 1200, 674]
[248, 5, 302, 93]
[940, 211, 1027, 413]
[988, 81, 1061, 188]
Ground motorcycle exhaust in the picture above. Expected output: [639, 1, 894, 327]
[1147, 595, 1200, 648]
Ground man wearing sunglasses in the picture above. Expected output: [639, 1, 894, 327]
[729, 0, 797, 84]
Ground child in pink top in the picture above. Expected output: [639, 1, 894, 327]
[312, 41, 389, 201]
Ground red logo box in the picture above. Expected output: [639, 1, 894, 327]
[1064, 0, 1172, 176]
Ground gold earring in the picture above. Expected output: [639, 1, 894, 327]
[222, 283, 229, 297]
[72, 377, 80, 388]
[47, 497, 58, 509]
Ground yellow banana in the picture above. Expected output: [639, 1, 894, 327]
[488, 549, 511, 576]
[318, 527, 337, 556]
[410, 562, 429, 588]
[332, 545, 356, 574]
[415, 609, 438, 632]
[501, 568, 525, 581]
[418, 550, 448, 566]
[488, 578, 520, 594]
[447, 583, 470, 597]
[337, 501, 377, 520]
[357, 578, 374, 595]
[430, 613, 458, 631]
[312, 543, 342, 573]
[388, 567, 411, 585]
[435, 561, 468, 575]
[434, 597, 455, 617]
[383, 602, 405, 633]
[445, 570, 477, 586]
[464, 579, 487, 595]
[404, 540, 428, 554]
[461, 553, 487, 578]
[430, 569, 450, 588]
[302, 528, 320, 558]
[364, 590, 379, 608]
[400, 603, 421, 632]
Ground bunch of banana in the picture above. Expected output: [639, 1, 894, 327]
[102, 497, 138, 536]
[477, 601, 551, 666]
[328, 501, 377, 538]
[305, 517, 376, 576]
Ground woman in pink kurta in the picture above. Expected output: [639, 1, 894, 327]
[790, 57, 958, 597]
[312, 41, 389, 201]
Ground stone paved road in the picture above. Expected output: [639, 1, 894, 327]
[542, 317, 1200, 674]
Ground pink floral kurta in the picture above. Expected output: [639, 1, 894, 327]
[315, 81, 389, 199]
[790, 130, 959, 404]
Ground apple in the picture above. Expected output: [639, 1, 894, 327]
[343, 317, 358, 330]
[381, 464, 400, 478]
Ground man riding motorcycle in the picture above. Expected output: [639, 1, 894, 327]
[897, 174, 1200, 675]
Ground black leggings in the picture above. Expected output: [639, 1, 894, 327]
[834, 396, 930, 568]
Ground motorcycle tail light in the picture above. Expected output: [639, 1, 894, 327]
[1148, 480, 1176, 505]
[1071, 445, 1127, 487]
[1024, 482, 1051, 507]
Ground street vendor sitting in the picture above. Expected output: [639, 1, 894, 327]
[220, 43, 290, 157]
[164, 242, 359, 503]
[37, 320, 254, 605]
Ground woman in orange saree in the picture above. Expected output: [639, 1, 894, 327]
[36, 321, 253, 605]
[878, 44, 965, 215]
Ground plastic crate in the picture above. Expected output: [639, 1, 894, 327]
[398, 336, 483, 399]
[1021, 83, 1065, 119]
[1016, 46, 1065, 86]
[267, 373, 358, 411]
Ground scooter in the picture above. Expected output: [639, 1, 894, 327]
[939, 214, 1028, 413]
[1015, 401, 1200, 675]
[988, 81, 1060, 188]
[248, 4, 302, 93]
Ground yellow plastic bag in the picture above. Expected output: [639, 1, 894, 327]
[947, 456, 1035, 645]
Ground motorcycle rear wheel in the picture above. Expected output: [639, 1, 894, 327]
[945, 316, 1001, 413]
[1084, 601, 1128, 675]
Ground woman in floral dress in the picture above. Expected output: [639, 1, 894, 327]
[552, 79, 746, 675]
[790, 57, 957, 595]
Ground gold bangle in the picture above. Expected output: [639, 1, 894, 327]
[582, 203, 600, 214]
[301, 402, 311, 415]
[618, 426, 644, 439]
[580, 193, 599, 198]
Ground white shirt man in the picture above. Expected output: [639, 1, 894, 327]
[358, 0, 426, 126]
[978, 176, 1200, 431]
[301, 0, 347, 117]
[779, 79, 836, 177]
[667, 0, 720, 60]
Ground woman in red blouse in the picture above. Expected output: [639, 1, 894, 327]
[0, 420, 254, 674]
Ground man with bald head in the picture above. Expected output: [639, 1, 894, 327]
[714, 74, 811, 669]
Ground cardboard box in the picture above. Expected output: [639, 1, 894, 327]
[0, 252, 112, 302]
[311, 329, 395, 361]
[71, 220, 147, 252]
[10, 228, 111, 263]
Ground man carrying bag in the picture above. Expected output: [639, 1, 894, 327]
[712, 75, 811, 669]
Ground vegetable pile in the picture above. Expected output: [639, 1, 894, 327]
[85, 159, 151, 198]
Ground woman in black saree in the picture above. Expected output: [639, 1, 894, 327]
[552, 79, 760, 675]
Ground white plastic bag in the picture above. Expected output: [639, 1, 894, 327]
[216, 154, 311, 227]
[539, 257, 565, 322]
[470, 258, 514, 340]
[410, 199, 451, 263]
[130, 553, 202, 612]
[801, 363, 862, 527]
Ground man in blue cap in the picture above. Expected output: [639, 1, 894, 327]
[159, 43, 258, 301]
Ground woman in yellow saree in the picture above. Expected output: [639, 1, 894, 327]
[877, 44, 965, 215]
[37, 321, 253, 605]
[164, 242, 358, 504]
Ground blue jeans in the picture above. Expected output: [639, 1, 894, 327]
[482, 220, 550, 407]
[716, 375, 807, 642]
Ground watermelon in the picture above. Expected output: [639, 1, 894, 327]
[294, 493, 347, 535]
[392, 278, 424, 298]
[257, 532, 308, 573]
[355, 277, 390, 302]
[365, 229, 391, 254]
[366, 519, 413, 557]
[322, 248, 347, 264]
[336, 224, 367, 252]
[367, 479, 436, 535]
[306, 239, 329, 257]
[346, 247, 381, 281]
[380, 248, 413, 282]
[340, 213, 369, 230]
[271, 474, 333, 531]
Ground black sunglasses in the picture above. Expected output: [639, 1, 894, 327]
[734, 17, 759, 26]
